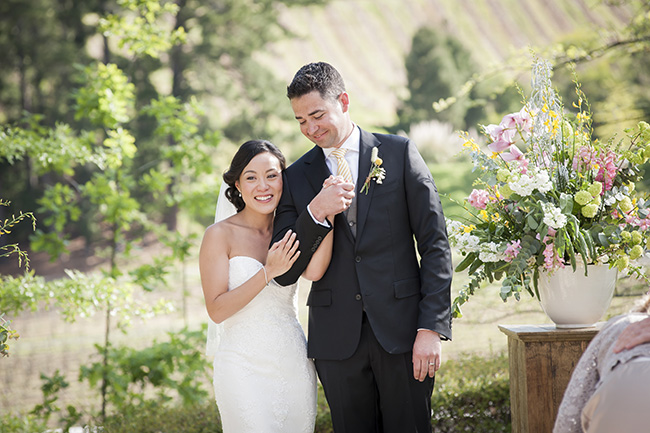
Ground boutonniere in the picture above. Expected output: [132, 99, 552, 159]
[360, 147, 386, 194]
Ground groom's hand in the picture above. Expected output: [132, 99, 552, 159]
[309, 176, 355, 223]
[412, 329, 442, 382]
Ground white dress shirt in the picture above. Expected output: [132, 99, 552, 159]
[322, 125, 360, 185]
[307, 125, 359, 226]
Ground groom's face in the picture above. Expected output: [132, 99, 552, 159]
[291, 90, 352, 150]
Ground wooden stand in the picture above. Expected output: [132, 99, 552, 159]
[498, 324, 602, 433]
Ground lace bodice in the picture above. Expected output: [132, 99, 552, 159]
[210, 256, 316, 433]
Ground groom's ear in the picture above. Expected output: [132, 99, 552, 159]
[338, 92, 350, 113]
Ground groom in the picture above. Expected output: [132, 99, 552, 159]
[272, 62, 452, 432]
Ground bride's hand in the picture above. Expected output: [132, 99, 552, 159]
[322, 175, 347, 223]
[265, 229, 300, 280]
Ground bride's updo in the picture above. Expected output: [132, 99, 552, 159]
[223, 139, 286, 212]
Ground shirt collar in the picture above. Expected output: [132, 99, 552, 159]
[323, 124, 359, 158]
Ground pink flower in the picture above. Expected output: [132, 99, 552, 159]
[468, 189, 490, 210]
[501, 108, 533, 134]
[501, 145, 524, 162]
[517, 107, 533, 133]
[504, 240, 522, 263]
[485, 123, 505, 141]
[543, 240, 565, 271]
[518, 157, 529, 174]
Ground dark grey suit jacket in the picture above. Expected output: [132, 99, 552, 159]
[273, 128, 452, 360]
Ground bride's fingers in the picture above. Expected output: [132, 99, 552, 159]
[271, 230, 294, 251]
[281, 231, 297, 253]
[287, 238, 300, 260]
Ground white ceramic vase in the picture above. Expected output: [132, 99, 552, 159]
[538, 263, 617, 328]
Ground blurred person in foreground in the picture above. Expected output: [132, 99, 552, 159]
[554, 293, 650, 433]
[271, 62, 453, 432]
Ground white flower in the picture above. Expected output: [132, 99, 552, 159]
[508, 168, 552, 197]
[478, 242, 505, 262]
[541, 202, 567, 229]
[458, 233, 481, 253]
[446, 219, 464, 235]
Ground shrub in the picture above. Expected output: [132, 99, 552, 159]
[431, 353, 511, 432]
[101, 403, 222, 433]
[96, 353, 510, 433]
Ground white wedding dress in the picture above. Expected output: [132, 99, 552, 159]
[211, 256, 317, 432]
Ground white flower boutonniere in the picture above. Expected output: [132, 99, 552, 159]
[360, 147, 386, 194]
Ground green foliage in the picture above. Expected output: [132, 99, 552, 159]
[99, 0, 187, 58]
[74, 63, 136, 129]
[0, 118, 98, 175]
[0, 313, 19, 358]
[0, 199, 36, 269]
[18, 352, 505, 433]
[79, 327, 212, 416]
[394, 26, 477, 133]
[30, 370, 82, 430]
[0, 412, 47, 433]
[101, 403, 222, 433]
[0, 271, 174, 329]
[431, 353, 510, 432]
[0, 198, 35, 358]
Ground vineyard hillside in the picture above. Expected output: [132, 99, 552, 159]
[256, 0, 631, 128]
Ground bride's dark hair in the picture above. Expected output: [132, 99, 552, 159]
[223, 140, 286, 212]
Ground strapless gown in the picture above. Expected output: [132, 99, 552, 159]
[212, 256, 316, 432]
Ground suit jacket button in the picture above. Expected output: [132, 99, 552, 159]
[355, 294, 362, 301]
[355, 256, 361, 263]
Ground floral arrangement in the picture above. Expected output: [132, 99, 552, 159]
[360, 146, 386, 194]
[448, 59, 650, 318]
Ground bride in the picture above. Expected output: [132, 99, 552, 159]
[199, 139, 334, 432]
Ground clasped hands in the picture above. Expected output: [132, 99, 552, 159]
[310, 175, 355, 224]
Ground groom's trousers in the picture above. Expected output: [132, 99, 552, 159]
[314, 313, 434, 433]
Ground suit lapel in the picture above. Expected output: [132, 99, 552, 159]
[303, 145, 331, 193]
[302, 145, 356, 243]
[355, 129, 381, 242]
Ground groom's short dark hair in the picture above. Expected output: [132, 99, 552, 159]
[287, 62, 346, 101]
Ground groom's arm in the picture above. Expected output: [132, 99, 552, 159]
[273, 171, 353, 286]
[403, 139, 453, 341]
[272, 171, 331, 286]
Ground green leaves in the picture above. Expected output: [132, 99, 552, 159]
[74, 63, 135, 129]
[79, 328, 211, 412]
[99, 0, 186, 58]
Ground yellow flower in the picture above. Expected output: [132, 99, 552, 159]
[463, 224, 476, 233]
[374, 157, 383, 166]
[479, 210, 489, 221]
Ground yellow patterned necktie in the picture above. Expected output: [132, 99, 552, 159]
[331, 147, 354, 184]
